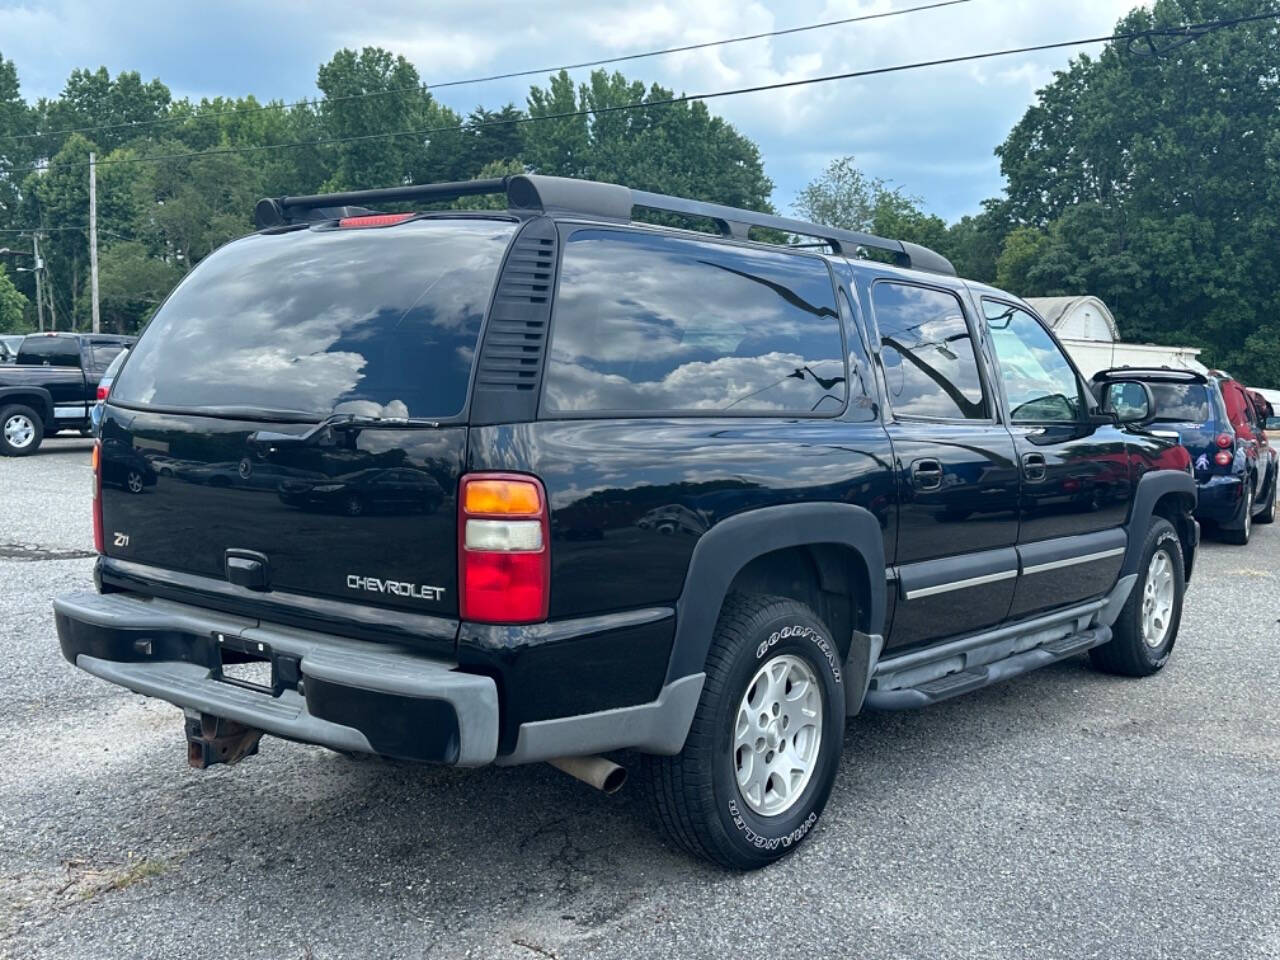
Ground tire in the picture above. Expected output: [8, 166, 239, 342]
[0, 404, 44, 457]
[1220, 482, 1252, 545]
[1256, 467, 1276, 525]
[642, 593, 845, 869]
[1089, 518, 1184, 677]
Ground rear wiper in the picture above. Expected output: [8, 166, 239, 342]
[248, 412, 441, 447]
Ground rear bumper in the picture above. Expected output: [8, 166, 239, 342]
[1195, 474, 1245, 524]
[54, 591, 499, 766]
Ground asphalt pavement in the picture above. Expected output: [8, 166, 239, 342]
[2, 437, 1278, 959]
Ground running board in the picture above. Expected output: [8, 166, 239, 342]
[863, 626, 1111, 711]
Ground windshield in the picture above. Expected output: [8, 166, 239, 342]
[1148, 382, 1210, 423]
[110, 218, 516, 420]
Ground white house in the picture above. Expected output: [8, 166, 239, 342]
[1024, 295, 1207, 379]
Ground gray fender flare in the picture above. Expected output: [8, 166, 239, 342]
[665, 503, 887, 695]
[0, 385, 54, 425]
[1123, 470, 1197, 577]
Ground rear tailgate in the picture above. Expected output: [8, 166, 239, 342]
[99, 216, 518, 631]
[100, 411, 467, 618]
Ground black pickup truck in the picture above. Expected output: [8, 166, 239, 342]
[0, 332, 134, 455]
[54, 176, 1198, 869]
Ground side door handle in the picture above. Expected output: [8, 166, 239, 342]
[1021, 451, 1047, 482]
[910, 458, 944, 491]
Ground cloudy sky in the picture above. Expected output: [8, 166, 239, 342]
[1, 0, 1149, 221]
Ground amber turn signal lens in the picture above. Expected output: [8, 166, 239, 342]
[463, 478, 542, 516]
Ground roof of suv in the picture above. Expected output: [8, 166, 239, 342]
[253, 173, 959, 281]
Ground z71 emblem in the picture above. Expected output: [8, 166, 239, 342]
[113, 532, 130, 547]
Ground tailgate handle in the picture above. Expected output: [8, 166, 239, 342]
[225, 549, 270, 591]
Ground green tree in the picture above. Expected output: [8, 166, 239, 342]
[993, 0, 1280, 381]
[794, 155, 951, 257]
[315, 48, 465, 191]
[90, 241, 182, 333]
[525, 70, 773, 210]
[0, 263, 29, 332]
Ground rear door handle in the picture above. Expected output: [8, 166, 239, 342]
[1022, 452, 1047, 482]
[910, 458, 944, 491]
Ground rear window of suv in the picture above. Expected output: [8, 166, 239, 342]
[543, 229, 846, 416]
[1148, 382, 1211, 423]
[110, 218, 517, 420]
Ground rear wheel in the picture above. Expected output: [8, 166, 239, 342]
[0, 404, 44, 457]
[642, 594, 844, 869]
[1220, 483, 1252, 545]
[1090, 517, 1184, 677]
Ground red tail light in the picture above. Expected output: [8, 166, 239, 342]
[91, 441, 104, 554]
[338, 213, 415, 229]
[1214, 450, 1233, 467]
[458, 474, 549, 624]
[96, 384, 109, 401]
[1215, 433, 1233, 448]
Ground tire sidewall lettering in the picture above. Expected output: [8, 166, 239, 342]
[755, 623, 842, 685]
[728, 797, 819, 850]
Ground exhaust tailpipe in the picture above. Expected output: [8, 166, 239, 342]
[547, 755, 627, 794]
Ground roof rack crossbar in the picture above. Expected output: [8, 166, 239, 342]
[252, 174, 957, 276]
[255, 178, 508, 228]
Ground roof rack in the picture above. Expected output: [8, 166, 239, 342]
[254, 174, 957, 277]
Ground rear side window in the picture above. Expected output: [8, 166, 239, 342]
[1147, 382, 1210, 423]
[90, 341, 127, 370]
[111, 219, 517, 419]
[871, 282, 987, 420]
[542, 230, 846, 416]
[17, 337, 81, 367]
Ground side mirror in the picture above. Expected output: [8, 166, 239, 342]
[1100, 380, 1157, 425]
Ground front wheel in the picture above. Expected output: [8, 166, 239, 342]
[0, 404, 44, 457]
[1090, 518, 1184, 677]
[643, 594, 845, 869]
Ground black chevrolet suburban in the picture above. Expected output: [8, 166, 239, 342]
[0, 331, 134, 455]
[54, 176, 1198, 869]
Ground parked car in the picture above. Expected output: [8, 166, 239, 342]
[0, 334, 23, 362]
[0, 332, 135, 455]
[90, 346, 130, 434]
[1091, 368, 1276, 543]
[55, 175, 1197, 869]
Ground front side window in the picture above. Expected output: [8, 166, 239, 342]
[542, 229, 846, 416]
[871, 282, 987, 420]
[984, 300, 1082, 423]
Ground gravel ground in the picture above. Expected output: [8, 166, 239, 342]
[2, 437, 1278, 960]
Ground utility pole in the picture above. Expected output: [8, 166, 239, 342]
[88, 151, 101, 333]
[32, 234, 45, 332]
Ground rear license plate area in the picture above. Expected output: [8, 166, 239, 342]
[212, 634, 301, 697]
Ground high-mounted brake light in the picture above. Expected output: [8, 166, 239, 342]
[338, 213, 416, 229]
[458, 473, 549, 624]
[91, 441, 104, 554]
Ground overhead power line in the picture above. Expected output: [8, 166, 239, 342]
[0, 0, 972, 146]
[13, 9, 1273, 177]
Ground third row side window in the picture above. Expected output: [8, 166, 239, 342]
[543, 230, 847, 416]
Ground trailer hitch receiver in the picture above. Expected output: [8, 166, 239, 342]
[185, 713, 263, 769]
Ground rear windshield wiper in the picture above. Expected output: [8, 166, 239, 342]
[248, 412, 442, 447]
